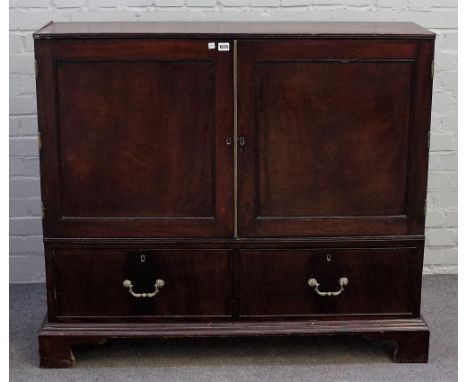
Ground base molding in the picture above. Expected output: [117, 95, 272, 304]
[39, 316, 430, 367]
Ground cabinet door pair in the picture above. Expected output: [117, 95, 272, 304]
[36, 38, 433, 238]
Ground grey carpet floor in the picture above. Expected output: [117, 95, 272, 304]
[10, 275, 457, 382]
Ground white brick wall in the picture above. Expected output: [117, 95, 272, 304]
[9, 0, 458, 282]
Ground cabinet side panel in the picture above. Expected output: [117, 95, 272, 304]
[406, 40, 435, 234]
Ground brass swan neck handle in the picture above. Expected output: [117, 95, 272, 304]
[123, 279, 165, 298]
[308, 277, 348, 297]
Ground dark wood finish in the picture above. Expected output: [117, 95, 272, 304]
[34, 21, 434, 39]
[34, 22, 434, 367]
[237, 39, 434, 237]
[51, 249, 232, 319]
[364, 330, 430, 363]
[39, 316, 430, 367]
[391, 331, 430, 363]
[257, 62, 411, 216]
[42, 238, 424, 323]
[239, 248, 422, 317]
[58, 61, 215, 218]
[44, 236, 425, 250]
[35, 38, 234, 237]
[39, 334, 107, 368]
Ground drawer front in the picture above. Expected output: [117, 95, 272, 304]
[239, 248, 422, 318]
[51, 249, 232, 318]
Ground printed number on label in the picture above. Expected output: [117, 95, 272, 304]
[218, 42, 230, 51]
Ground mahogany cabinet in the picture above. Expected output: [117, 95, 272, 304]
[34, 21, 435, 367]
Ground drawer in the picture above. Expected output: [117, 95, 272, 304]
[51, 249, 232, 319]
[239, 248, 422, 318]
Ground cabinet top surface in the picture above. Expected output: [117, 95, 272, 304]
[34, 21, 434, 39]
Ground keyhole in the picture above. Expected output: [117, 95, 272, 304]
[238, 137, 245, 151]
[140, 254, 146, 263]
[326, 254, 332, 262]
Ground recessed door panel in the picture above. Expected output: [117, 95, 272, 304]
[256, 61, 411, 217]
[58, 61, 215, 219]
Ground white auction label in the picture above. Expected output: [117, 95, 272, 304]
[218, 42, 230, 51]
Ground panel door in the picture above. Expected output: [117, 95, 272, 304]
[237, 39, 434, 237]
[36, 39, 234, 237]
